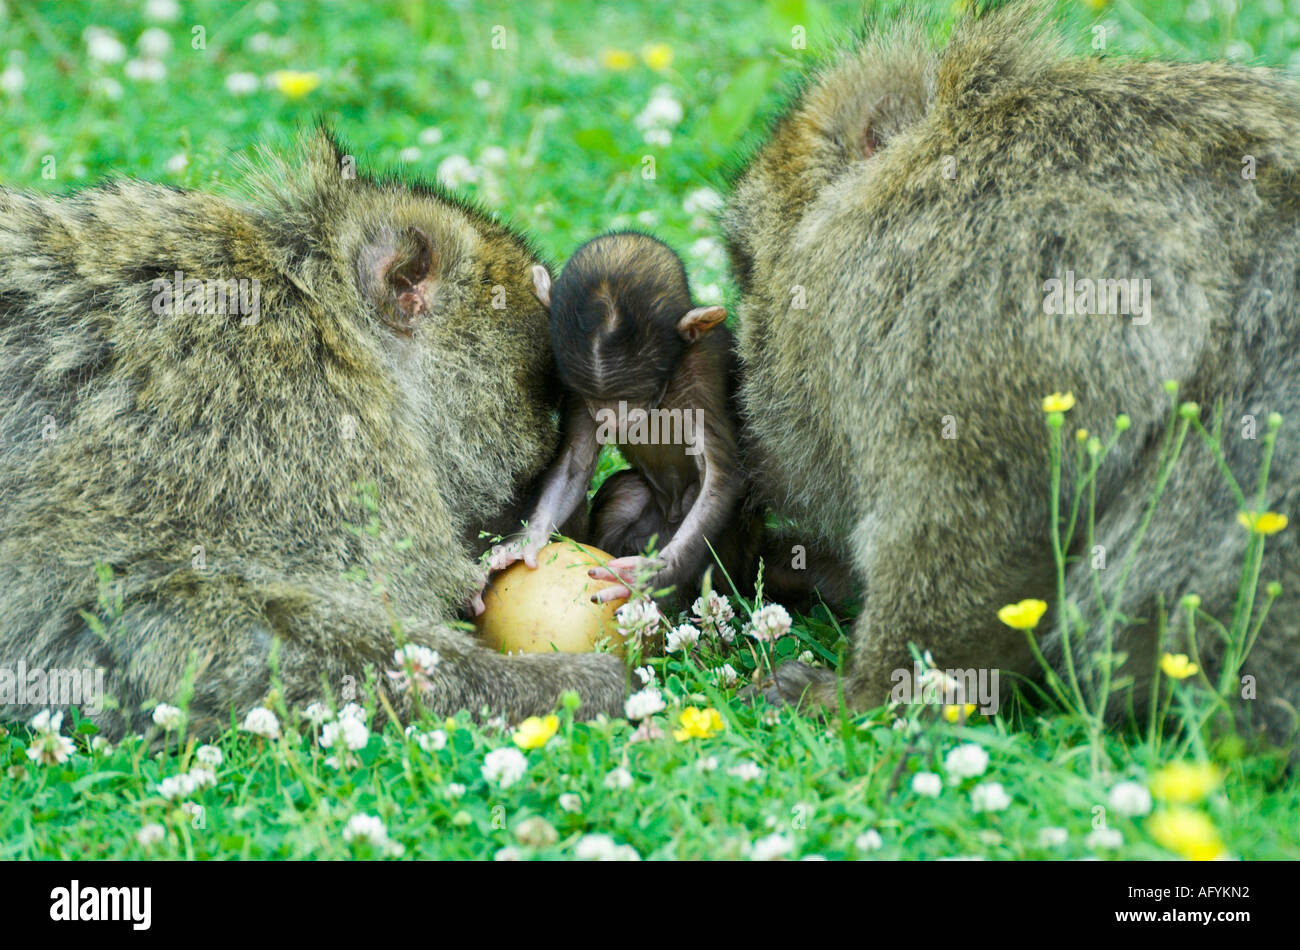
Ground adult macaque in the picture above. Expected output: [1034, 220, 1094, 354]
[0, 129, 625, 740]
[724, 4, 1300, 743]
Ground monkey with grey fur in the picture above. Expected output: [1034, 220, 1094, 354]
[0, 129, 626, 741]
[725, 3, 1300, 746]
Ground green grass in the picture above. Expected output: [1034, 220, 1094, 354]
[2, 0, 1299, 860]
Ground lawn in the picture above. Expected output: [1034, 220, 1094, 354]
[1, 0, 1297, 861]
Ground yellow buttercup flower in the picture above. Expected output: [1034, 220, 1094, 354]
[512, 714, 559, 750]
[1149, 762, 1221, 804]
[1159, 653, 1198, 680]
[672, 706, 724, 742]
[1074, 428, 1088, 443]
[997, 599, 1048, 631]
[599, 48, 634, 70]
[1042, 392, 1076, 413]
[942, 703, 976, 723]
[1237, 511, 1288, 535]
[1148, 808, 1225, 861]
[641, 43, 673, 71]
[271, 70, 321, 100]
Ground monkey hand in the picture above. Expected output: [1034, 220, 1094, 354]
[470, 531, 552, 616]
[587, 555, 666, 604]
[740, 661, 838, 713]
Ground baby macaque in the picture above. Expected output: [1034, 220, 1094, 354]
[477, 232, 744, 608]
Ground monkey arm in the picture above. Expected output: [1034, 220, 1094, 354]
[485, 397, 600, 574]
[590, 424, 742, 603]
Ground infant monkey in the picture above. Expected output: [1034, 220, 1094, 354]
[476, 232, 744, 608]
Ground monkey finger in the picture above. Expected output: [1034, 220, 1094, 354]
[587, 567, 619, 583]
[467, 592, 486, 617]
[590, 585, 631, 604]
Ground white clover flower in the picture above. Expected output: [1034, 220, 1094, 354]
[574, 833, 639, 861]
[394, 644, 440, 674]
[165, 154, 188, 175]
[405, 726, 448, 753]
[86, 28, 126, 63]
[856, 830, 884, 852]
[91, 77, 124, 100]
[912, 771, 942, 797]
[225, 72, 259, 96]
[303, 702, 331, 725]
[338, 702, 366, 721]
[746, 603, 792, 644]
[1038, 827, 1068, 848]
[320, 716, 369, 751]
[624, 686, 666, 721]
[29, 709, 62, 736]
[471, 79, 492, 99]
[970, 781, 1011, 813]
[437, 155, 479, 189]
[90, 736, 112, 754]
[254, 1, 279, 22]
[615, 598, 662, 640]
[241, 707, 280, 739]
[26, 732, 75, 766]
[480, 145, 507, 168]
[187, 766, 215, 791]
[634, 90, 683, 130]
[195, 745, 223, 769]
[246, 32, 273, 54]
[689, 236, 727, 272]
[152, 703, 183, 729]
[713, 664, 739, 687]
[138, 28, 173, 58]
[124, 59, 166, 82]
[558, 793, 582, 813]
[494, 846, 524, 861]
[157, 773, 196, 801]
[417, 126, 443, 146]
[749, 832, 794, 861]
[482, 747, 528, 788]
[343, 813, 402, 855]
[1107, 780, 1153, 817]
[1085, 826, 1123, 850]
[727, 760, 764, 782]
[603, 767, 633, 790]
[1, 64, 24, 95]
[633, 665, 655, 686]
[683, 187, 724, 216]
[665, 623, 700, 654]
[643, 128, 672, 148]
[693, 590, 734, 626]
[144, 0, 180, 22]
[696, 755, 719, 773]
[635, 210, 659, 227]
[446, 782, 466, 799]
[136, 823, 166, 847]
[944, 743, 989, 781]
[399, 146, 421, 163]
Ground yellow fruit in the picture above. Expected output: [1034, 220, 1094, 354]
[475, 541, 630, 656]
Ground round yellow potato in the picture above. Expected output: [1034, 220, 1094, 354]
[475, 541, 630, 656]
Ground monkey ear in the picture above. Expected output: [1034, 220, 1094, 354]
[531, 265, 552, 310]
[677, 305, 727, 342]
[357, 227, 437, 332]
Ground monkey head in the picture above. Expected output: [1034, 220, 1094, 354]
[530, 231, 726, 408]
